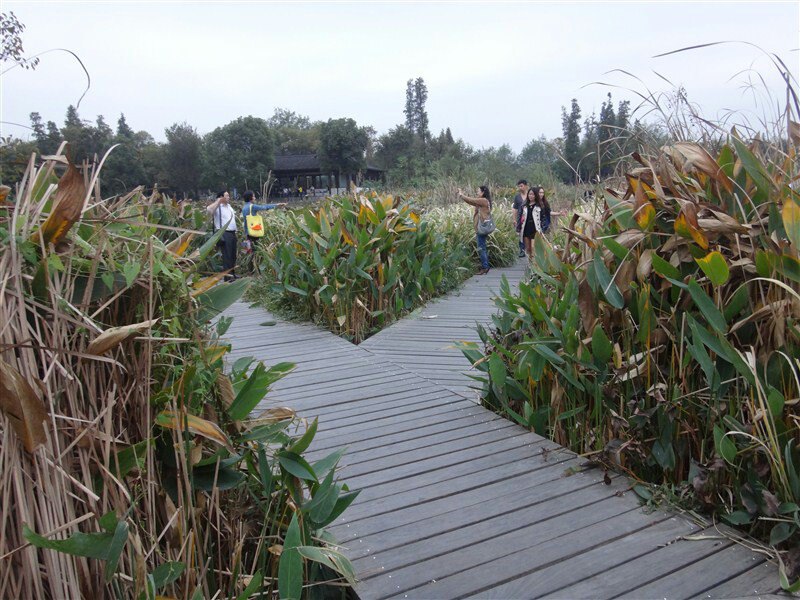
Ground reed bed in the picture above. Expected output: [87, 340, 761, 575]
[0, 148, 357, 598]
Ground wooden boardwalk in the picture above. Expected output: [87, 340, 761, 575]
[224, 261, 779, 599]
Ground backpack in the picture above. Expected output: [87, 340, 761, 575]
[540, 206, 551, 233]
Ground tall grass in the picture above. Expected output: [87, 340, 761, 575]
[462, 118, 800, 586]
[0, 148, 358, 598]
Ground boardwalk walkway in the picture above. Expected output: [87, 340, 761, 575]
[224, 261, 779, 599]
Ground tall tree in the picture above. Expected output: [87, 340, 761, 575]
[403, 77, 430, 144]
[202, 116, 274, 192]
[318, 118, 368, 186]
[559, 98, 582, 183]
[163, 122, 202, 198]
[101, 113, 147, 194]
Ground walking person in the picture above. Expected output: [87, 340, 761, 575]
[458, 185, 493, 275]
[513, 179, 529, 258]
[207, 190, 238, 281]
[519, 185, 561, 260]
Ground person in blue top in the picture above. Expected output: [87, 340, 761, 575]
[241, 190, 286, 244]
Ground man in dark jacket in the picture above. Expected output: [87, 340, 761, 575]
[513, 179, 529, 258]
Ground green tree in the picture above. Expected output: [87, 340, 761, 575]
[163, 122, 202, 198]
[558, 98, 582, 183]
[403, 77, 430, 145]
[101, 114, 148, 194]
[268, 108, 320, 154]
[318, 118, 369, 186]
[202, 116, 274, 192]
[0, 138, 38, 187]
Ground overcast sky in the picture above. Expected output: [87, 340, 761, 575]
[1, 1, 798, 153]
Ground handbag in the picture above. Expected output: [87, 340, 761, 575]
[245, 204, 265, 238]
[477, 214, 496, 235]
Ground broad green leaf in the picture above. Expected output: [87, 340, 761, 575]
[713, 425, 737, 464]
[24, 523, 116, 561]
[288, 418, 318, 455]
[723, 510, 753, 525]
[278, 513, 303, 600]
[687, 279, 727, 333]
[770, 522, 794, 546]
[695, 251, 730, 286]
[593, 254, 624, 308]
[651, 254, 681, 280]
[151, 561, 185, 589]
[235, 570, 263, 600]
[591, 324, 613, 365]
[195, 278, 250, 322]
[296, 546, 358, 586]
[278, 451, 317, 481]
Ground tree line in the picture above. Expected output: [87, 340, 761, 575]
[1, 77, 661, 196]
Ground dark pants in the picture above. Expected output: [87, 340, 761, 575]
[217, 230, 237, 276]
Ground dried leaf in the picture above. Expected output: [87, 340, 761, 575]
[0, 185, 10, 203]
[673, 142, 734, 193]
[789, 120, 800, 147]
[155, 410, 232, 450]
[216, 372, 235, 408]
[0, 358, 49, 452]
[165, 231, 195, 256]
[247, 407, 296, 426]
[31, 158, 87, 246]
[637, 249, 654, 281]
[86, 319, 159, 356]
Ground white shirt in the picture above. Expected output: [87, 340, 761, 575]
[212, 203, 237, 231]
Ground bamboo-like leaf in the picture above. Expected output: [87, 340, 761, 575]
[674, 204, 709, 249]
[155, 410, 231, 449]
[782, 196, 800, 248]
[695, 251, 730, 286]
[86, 319, 159, 356]
[278, 513, 303, 600]
[31, 157, 87, 246]
[0, 358, 48, 453]
[687, 279, 727, 332]
[672, 142, 734, 192]
[165, 231, 195, 256]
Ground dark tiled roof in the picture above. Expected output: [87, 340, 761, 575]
[274, 154, 384, 172]
[274, 154, 320, 171]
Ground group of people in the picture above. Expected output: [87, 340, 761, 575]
[458, 179, 561, 275]
[206, 190, 287, 281]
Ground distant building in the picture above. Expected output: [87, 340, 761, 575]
[271, 154, 384, 197]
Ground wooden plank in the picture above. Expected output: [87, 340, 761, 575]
[624, 543, 777, 599]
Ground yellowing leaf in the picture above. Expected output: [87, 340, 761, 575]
[0, 185, 10, 203]
[674, 205, 708, 249]
[409, 212, 421, 224]
[633, 202, 655, 231]
[191, 274, 224, 297]
[695, 251, 730, 286]
[86, 319, 159, 356]
[782, 197, 800, 248]
[165, 231, 195, 256]
[341, 226, 355, 246]
[203, 345, 228, 364]
[155, 410, 231, 449]
[31, 158, 87, 246]
[381, 196, 394, 212]
[0, 359, 48, 453]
